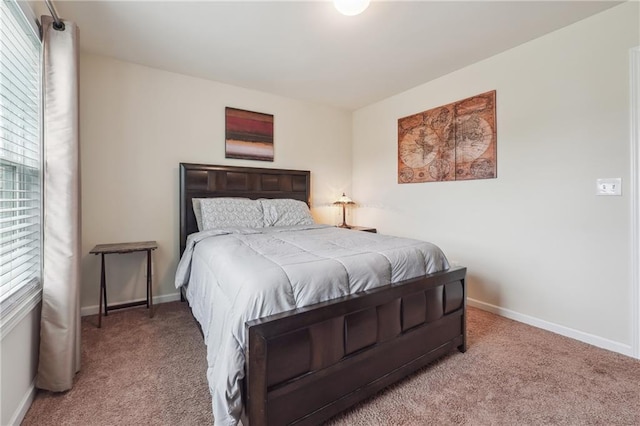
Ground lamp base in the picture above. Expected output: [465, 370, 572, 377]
[338, 223, 351, 229]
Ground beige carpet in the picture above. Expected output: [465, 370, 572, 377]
[22, 302, 640, 425]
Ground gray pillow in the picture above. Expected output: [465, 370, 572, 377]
[199, 198, 264, 230]
[259, 198, 314, 227]
[192, 198, 204, 231]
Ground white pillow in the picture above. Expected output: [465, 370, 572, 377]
[259, 198, 314, 227]
[192, 198, 204, 231]
[199, 198, 264, 230]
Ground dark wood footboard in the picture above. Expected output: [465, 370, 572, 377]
[244, 266, 466, 426]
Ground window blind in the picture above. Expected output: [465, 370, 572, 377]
[0, 0, 42, 309]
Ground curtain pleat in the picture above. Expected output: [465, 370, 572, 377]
[36, 15, 81, 392]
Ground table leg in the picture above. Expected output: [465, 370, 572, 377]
[98, 253, 105, 328]
[147, 249, 153, 318]
[103, 259, 108, 316]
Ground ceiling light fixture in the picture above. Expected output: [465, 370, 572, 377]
[333, 0, 370, 16]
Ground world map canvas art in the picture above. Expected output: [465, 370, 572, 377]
[397, 90, 497, 183]
[225, 107, 274, 161]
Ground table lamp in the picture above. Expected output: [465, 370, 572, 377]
[333, 193, 355, 228]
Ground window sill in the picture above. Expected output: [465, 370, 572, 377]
[0, 286, 41, 340]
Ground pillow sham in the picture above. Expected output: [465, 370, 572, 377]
[199, 198, 264, 230]
[259, 198, 315, 227]
[192, 198, 204, 231]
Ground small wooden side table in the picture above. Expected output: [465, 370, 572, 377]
[90, 241, 158, 328]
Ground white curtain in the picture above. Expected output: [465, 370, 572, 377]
[36, 15, 81, 392]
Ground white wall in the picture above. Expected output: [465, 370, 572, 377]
[1, 304, 40, 425]
[352, 2, 639, 352]
[79, 54, 353, 312]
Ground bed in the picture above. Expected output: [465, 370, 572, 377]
[177, 163, 467, 426]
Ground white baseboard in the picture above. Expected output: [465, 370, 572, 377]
[80, 292, 181, 317]
[8, 378, 36, 426]
[467, 298, 634, 357]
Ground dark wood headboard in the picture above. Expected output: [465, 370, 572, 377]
[179, 163, 311, 255]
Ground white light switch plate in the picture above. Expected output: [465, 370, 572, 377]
[596, 178, 622, 196]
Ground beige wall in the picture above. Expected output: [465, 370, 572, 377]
[79, 54, 352, 312]
[352, 2, 639, 351]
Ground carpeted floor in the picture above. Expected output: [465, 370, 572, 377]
[22, 302, 640, 425]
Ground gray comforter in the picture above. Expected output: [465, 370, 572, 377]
[175, 224, 449, 426]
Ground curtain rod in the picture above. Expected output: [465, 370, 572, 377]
[44, 0, 65, 30]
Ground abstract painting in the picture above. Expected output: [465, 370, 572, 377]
[397, 90, 496, 183]
[225, 107, 274, 161]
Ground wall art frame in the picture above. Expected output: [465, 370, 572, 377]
[225, 107, 274, 162]
[398, 90, 497, 183]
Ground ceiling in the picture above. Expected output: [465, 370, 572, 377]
[36, 1, 621, 110]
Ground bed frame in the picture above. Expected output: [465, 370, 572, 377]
[179, 163, 467, 426]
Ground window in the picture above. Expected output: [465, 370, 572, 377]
[0, 0, 42, 315]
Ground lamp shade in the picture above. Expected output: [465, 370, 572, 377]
[333, 0, 370, 16]
[333, 193, 355, 205]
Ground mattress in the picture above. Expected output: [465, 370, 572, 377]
[175, 224, 450, 426]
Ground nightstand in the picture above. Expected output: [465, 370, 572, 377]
[90, 240, 158, 328]
[348, 226, 377, 233]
